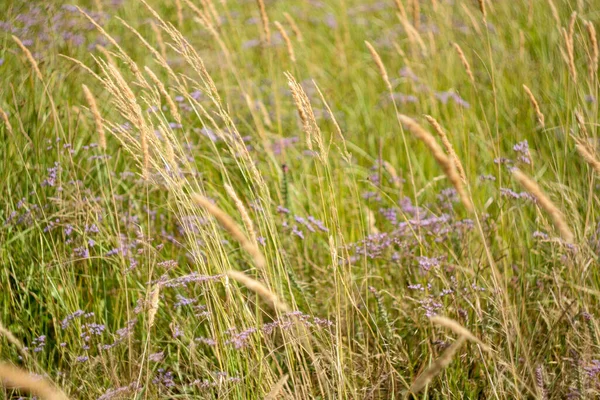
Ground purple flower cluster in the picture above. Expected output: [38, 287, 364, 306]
[153, 368, 175, 388]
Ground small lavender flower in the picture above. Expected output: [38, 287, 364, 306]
[61, 310, 85, 329]
[149, 351, 164, 362]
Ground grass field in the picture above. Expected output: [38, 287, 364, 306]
[1, 0, 600, 398]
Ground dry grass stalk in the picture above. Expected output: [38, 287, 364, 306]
[409, 336, 467, 394]
[200, 0, 220, 27]
[0, 107, 14, 137]
[477, 0, 487, 19]
[393, 0, 407, 19]
[585, 21, 598, 81]
[77, 8, 143, 82]
[410, 0, 420, 30]
[365, 207, 379, 234]
[313, 81, 351, 161]
[286, 72, 326, 158]
[424, 115, 466, 182]
[192, 194, 266, 270]
[0, 363, 69, 400]
[283, 12, 303, 42]
[116, 17, 181, 87]
[453, 43, 475, 84]
[256, 0, 271, 44]
[265, 374, 289, 400]
[522, 85, 545, 128]
[562, 22, 578, 83]
[147, 285, 160, 328]
[575, 143, 600, 174]
[365, 41, 392, 92]
[460, 3, 482, 35]
[12, 36, 43, 81]
[512, 169, 574, 243]
[0, 322, 29, 361]
[81, 84, 106, 149]
[398, 114, 473, 212]
[95, 45, 116, 67]
[568, 11, 577, 42]
[383, 161, 401, 188]
[226, 270, 289, 313]
[575, 109, 589, 137]
[396, 14, 427, 55]
[93, 0, 104, 13]
[274, 21, 296, 63]
[546, 0, 560, 26]
[175, 0, 184, 27]
[224, 183, 258, 246]
[430, 316, 492, 352]
[149, 20, 167, 60]
[144, 67, 182, 124]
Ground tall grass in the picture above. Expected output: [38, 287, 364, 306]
[1, 0, 600, 398]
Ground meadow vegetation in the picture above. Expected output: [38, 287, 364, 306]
[1, 0, 600, 398]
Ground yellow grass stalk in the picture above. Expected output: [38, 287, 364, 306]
[226, 270, 289, 313]
[224, 183, 258, 246]
[409, 336, 467, 394]
[393, 0, 407, 19]
[0, 107, 14, 137]
[0, 363, 69, 400]
[424, 115, 466, 182]
[546, 0, 560, 26]
[77, 7, 143, 81]
[430, 316, 492, 352]
[453, 43, 475, 84]
[200, 0, 220, 27]
[149, 20, 167, 61]
[568, 11, 577, 42]
[175, 0, 184, 27]
[256, 0, 271, 44]
[562, 27, 578, 83]
[585, 20, 598, 81]
[512, 169, 574, 243]
[522, 85, 545, 128]
[95, 45, 116, 67]
[147, 285, 160, 328]
[365, 41, 392, 92]
[81, 84, 106, 149]
[92, 0, 103, 13]
[12, 36, 43, 81]
[192, 194, 266, 270]
[410, 0, 420, 30]
[274, 21, 296, 63]
[575, 109, 589, 137]
[0, 322, 29, 361]
[477, 0, 487, 19]
[383, 161, 401, 188]
[283, 12, 303, 42]
[575, 143, 600, 174]
[460, 3, 482, 36]
[286, 72, 326, 158]
[265, 374, 289, 400]
[144, 66, 182, 124]
[313, 81, 351, 161]
[398, 114, 473, 212]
